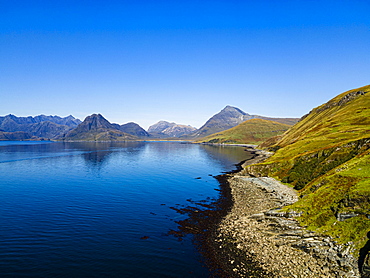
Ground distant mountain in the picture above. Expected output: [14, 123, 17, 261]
[33, 115, 81, 127]
[189, 106, 299, 138]
[148, 121, 174, 134]
[162, 124, 197, 137]
[61, 114, 139, 141]
[0, 131, 33, 140]
[28, 121, 73, 139]
[148, 121, 197, 138]
[0, 114, 81, 129]
[0, 114, 81, 139]
[196, 118, 291, 144]
[114, 122, 150, 138]
[190, 106, 253, 138]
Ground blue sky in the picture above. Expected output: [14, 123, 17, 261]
[1, 0, 369, 129]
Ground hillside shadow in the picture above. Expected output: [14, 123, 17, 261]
[359, 231, 370, 276]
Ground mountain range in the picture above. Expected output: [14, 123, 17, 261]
[0, 114, 152, 141]
[0, 114, 81, 128]
[60, 114, 145, 141]
[0, 114, 81, 140]
[0, 105, 298, 142]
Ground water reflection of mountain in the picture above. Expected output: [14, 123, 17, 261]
[0, 141, 61, 153]
[63, 141, 146, 167]
[200, 144, 254, 171]
[135, 142, 253, 170]
[0, 141, 251, 171]
[142, 141, 191, 155]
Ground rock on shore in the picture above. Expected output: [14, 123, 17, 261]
[214, 149, 361, 277]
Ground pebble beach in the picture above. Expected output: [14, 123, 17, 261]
[211, 148, 360, 277]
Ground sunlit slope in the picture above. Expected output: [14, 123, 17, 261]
[244, 84, 370, 253]
[196, 119, 291, 144]
[267, 85, 370, 159]
[287, 149, 370, 251]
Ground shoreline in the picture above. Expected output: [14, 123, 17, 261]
[210, 147, 361, 277]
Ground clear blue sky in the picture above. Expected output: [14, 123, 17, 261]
[1, 0, 369, 129]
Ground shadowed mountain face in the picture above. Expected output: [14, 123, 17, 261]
[61, 114, 139, 141]
[116, 122, 150, 137]
[148, 121, 196, 138]
[0, 114, 81, 139]
[74, 114, 113, 132]
[190, 106, 298, 138]
[27, 121, 74, 139]
[0, 131, 33, 140]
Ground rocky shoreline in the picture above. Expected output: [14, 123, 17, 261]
[212, 148, 361, 277]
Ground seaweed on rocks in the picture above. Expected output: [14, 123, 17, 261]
[167, 150, 269, 277]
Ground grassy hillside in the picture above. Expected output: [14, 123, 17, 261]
[258, 116, 299, 126]
[196, 118, 291, 144]
[266, 85, 370, 159]
[244, 85, 370, 254]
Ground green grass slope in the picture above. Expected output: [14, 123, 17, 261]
[244, 84, 370, 254]
[288, 149, 370, 251]
[267, 85, 370, 158]
[196, 118, 291, 144]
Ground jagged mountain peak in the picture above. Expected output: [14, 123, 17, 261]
[79, 114, 112, 131]
[221, 105, 248, 115]
[87, 113, 104, 119]
[148, 121, 175, 133]
[158, 120, 175, 124]
[61, 113, 139, 141]
[190, 106, 253, 138]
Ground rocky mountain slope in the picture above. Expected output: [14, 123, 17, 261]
[148, 121, 196, 138]
[0, 114, 81, 139]
[242, 85, 370, 261]
[189, 105, 299, 138]
[61, 114, 139, 141]
[197, 118, 291, 144]
[0, 114, 81, 129]
[116, 122, 150, 137]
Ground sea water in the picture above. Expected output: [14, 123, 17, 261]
[0, 141, 251, 277]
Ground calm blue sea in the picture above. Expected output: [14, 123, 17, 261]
[0, 141, 251, 277]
